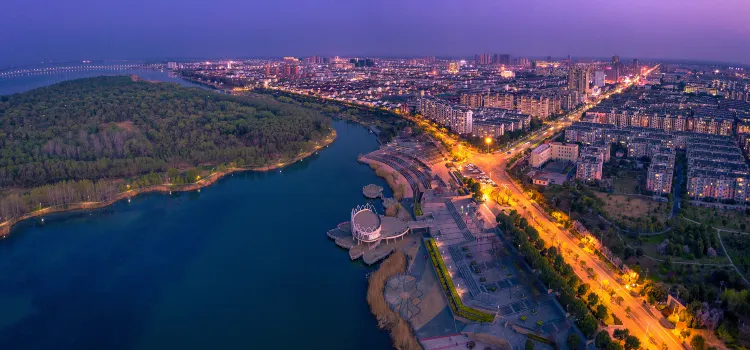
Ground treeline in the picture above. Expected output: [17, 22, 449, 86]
[0, 178, 118, 221]
[656, 221, 718, 259]
[497, 210, 603, 340]
[0, 164, 219, 223]
[0, 76, 332, 187]
[260, 89, 413, 144]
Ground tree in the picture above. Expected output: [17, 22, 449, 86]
[613, 329, 630, 341]
[567, 333, 581, 350]
[524, 339, 534, 350]
[690, 335, 706, 350]
[595, 304, 608, 320]
[466, 340, 476, 349]
[578, 283, 590, 296]
[624, 335, 640, 350]
[595, 331, 611, 349]
[578, 315, 599, 338]
[588, 292, 600, 307]
[0, 76, 337, 220]
[605, 342, 623, 350]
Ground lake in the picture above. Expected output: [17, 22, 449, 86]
[0, 69, 394, 349]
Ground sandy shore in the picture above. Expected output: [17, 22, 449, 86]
[0, 130, 336, 238]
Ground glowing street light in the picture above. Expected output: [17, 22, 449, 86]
[485, 137, 492, 153]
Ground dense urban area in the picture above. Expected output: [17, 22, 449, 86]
[3, 53, 750, 350]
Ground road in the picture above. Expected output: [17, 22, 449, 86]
[443, 67, 681, 349]
[472, 153, 681, 350]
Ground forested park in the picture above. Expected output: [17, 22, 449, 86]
[0, 76, 334, 223]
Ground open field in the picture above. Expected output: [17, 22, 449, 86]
[610, 171, 643, 194]
[593, 192, 668, 227]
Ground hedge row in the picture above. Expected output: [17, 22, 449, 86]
[497, 212, 600, 338]
[425, 239, 495, 323]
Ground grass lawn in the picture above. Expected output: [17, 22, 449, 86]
[682, 205, 750, 232]
[719, 231, 750, 276]
[610, 171, 643, 194]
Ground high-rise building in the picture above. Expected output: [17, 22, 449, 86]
[577, 68, 590, 94]
[632, 59, 640, 75]
[568, 67, 590, 94]
[518, 58, 530, 67]
[593, 70, 606, 87]
[306, 56, 323, 64]
[494, 54, 511, 65]
[612, 55, 621, 81]
[475, 54, 492, 65]
[167, 62, 178, 70]
[568, 68, 577, 90]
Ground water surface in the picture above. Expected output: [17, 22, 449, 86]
[0, 69, 393, 349]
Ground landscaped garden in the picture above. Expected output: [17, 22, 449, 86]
[425, 238, 495, 323]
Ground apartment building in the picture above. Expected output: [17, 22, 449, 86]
[576, 155, 603, 182]
[472, 120, 505, 138]
[647, 164, 674, 194]
[418, 97, 473, 135]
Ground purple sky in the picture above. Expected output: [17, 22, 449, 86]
[2, 0, 749, 66]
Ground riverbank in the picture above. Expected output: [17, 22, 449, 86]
[358, 156, 411, 200]
[0, 130, 336, 238]
[366, 250, 423, 350]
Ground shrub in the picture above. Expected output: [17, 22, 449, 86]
[567, 333, 581, 350]
[425, 239, 494, 323]
[690, 335, 706, 350]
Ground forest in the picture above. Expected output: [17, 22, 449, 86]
[0, 76, 333, 222]
[0, 76, 332, 187]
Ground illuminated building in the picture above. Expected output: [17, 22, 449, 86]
[447, 62, 460, 74]
[475, 54, 492, 65]
[593, 70, 605, 87]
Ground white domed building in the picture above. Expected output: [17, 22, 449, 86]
[351, 203, 382, 243]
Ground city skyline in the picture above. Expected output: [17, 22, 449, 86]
[2, 0, 749, 67]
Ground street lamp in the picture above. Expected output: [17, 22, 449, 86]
[485, 137, 492, 153]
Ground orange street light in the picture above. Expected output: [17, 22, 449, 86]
[485, 137, 492, 153]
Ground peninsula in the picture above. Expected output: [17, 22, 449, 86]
[0, 76, 335, 236]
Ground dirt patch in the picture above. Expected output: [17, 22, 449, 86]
[114, 121, 136, 132]
[594, 193, 667, 225]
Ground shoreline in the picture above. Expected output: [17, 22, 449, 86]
[0, 130, 336, 238]
[366, 250, 423, 350]
[357, 156, 413, 200]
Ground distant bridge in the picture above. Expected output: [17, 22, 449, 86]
[0, 64, 151, 79]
